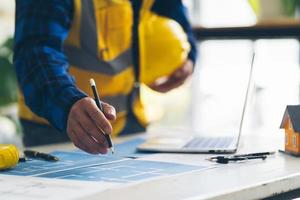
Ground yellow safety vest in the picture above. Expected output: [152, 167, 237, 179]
[18, 0, 190, 137]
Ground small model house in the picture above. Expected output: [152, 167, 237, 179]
[280, 105, 300, 156]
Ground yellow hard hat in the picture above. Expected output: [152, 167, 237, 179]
[0, 144, 19, 170]
[139, 13, 191, 85]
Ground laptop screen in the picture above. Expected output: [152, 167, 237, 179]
[191, 54, 255, 137]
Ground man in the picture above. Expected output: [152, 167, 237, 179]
[14, 0, 197, 154]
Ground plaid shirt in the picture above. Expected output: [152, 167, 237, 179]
[14, 0, 197, 132]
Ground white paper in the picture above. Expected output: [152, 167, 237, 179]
[0, 175, 118, 200]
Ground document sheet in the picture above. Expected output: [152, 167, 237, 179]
[0, 138, 211, 200]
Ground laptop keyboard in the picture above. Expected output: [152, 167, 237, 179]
[183, 137, 234, 149]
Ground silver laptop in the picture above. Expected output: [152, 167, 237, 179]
[137, 54, 256, 153]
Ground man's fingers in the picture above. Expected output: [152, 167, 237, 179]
[171, 62, 192, 79]
[67, 97, 114, 154]
[68, 119, 101, 154]
[149, 60, 193, 93]
[84, 98, 113, 134]
[69, 130, 90, 153]
[173, 67, 186, 79]
[150, 74, 187, 93]
[76, 112, 108, 149]
[71, 120, 108, 154]
[101, 102, 116, 121]
[149, 81, 171, 93]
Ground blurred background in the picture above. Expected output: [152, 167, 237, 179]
[0, 0, 20, 147]
[144, 0, 300, 140]
[1, 0, 300, 146]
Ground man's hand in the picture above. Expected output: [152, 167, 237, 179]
[149, 59, 194, 93]
[67, 97, 116, 154]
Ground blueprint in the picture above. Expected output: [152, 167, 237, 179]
[1, 138, 203, 183]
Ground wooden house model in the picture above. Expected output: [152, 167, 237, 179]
[280, 105, 300, 156]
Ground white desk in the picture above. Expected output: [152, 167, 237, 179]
[8, 130, 300, 200]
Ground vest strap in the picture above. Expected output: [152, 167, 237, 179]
[80, 0, 98, 58]
[64, 46, 132, 75]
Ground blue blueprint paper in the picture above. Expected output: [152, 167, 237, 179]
[110, 137, 154, 158]
[37, 159, 199, 183]
[2, 138, 202, 183]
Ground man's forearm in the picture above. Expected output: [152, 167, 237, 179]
[14, 0, 87, 131]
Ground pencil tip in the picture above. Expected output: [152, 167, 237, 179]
[111, 147, 115, 154]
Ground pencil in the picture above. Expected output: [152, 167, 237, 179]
[90, 78, 115, 153]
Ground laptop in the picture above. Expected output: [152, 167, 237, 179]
[137, 54, 256, 153]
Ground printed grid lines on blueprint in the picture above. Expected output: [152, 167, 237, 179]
[2, 138, 204, 183]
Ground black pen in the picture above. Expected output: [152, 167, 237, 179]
[214, 155, 267, 164]
[208, 151, 275, 160]
[18, 157, 27, 162]
[231, 151, 275, 158]
[24, 150, 59, 162]
[90, 78, 115, 153]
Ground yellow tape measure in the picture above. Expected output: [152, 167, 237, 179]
[0, 144, 19, 170]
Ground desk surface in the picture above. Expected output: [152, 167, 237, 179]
[28, 130, 300, 200]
